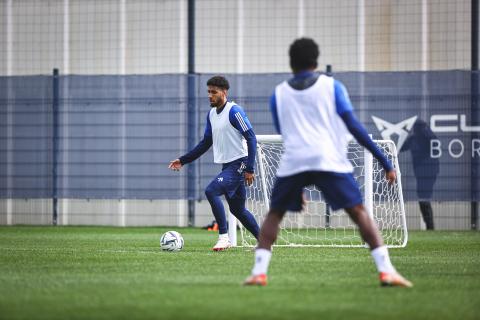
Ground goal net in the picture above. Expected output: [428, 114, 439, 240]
[232, 135, 407, 248]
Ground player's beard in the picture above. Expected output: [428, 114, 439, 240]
[210, 98, 222, 108]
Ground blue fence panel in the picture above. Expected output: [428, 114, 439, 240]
[60, 75, 189, 199]
[0, 76, 53, 198]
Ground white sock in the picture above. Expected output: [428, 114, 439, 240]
[219, 233, 229, 240]
[251, 248, 272, 276]
[371, 246, 396, 273]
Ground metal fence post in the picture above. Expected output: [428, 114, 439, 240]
[52, 68, 59, 226]
[187, 0, 196, 227]
[471, 0, 479, 230]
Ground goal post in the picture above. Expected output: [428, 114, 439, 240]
[235, 134, 408, 248]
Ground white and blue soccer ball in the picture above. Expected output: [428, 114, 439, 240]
[160, 231, 184, 252]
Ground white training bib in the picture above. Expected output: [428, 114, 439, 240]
[209, 102, 248, 163]
[275, 75, 353, 176]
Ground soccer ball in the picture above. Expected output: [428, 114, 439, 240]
[160, 231, 184, 251]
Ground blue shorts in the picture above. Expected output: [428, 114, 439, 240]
[270, 171, 362, 211]
[207, 157, 248, 199]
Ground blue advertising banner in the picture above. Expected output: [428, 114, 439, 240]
[1, 71, 478, 201]
[335, 71, 479, 201]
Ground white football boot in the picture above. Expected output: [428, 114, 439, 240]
[213, 234, 232, 251]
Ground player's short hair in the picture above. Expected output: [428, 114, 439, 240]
[289, 38, 319, 72]
[207, 76, 230, 90]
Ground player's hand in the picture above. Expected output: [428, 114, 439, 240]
[385, 169, 396, 184]
[168, 159, 183, 171]
[244, 172, 255, 186]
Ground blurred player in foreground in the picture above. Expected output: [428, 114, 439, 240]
[244, 38, 412, 287]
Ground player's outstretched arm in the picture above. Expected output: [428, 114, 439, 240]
[171, 114, 213, 169]
[341, 111, 394, 172]
[335, 80, 394, 174]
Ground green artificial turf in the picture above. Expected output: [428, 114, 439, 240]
[0, 226, 479, 320]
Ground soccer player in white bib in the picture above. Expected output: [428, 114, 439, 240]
[244, 38, 412, 287]
[169, 76, 260, 251]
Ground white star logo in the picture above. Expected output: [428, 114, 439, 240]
[371, 115, 418, 153]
